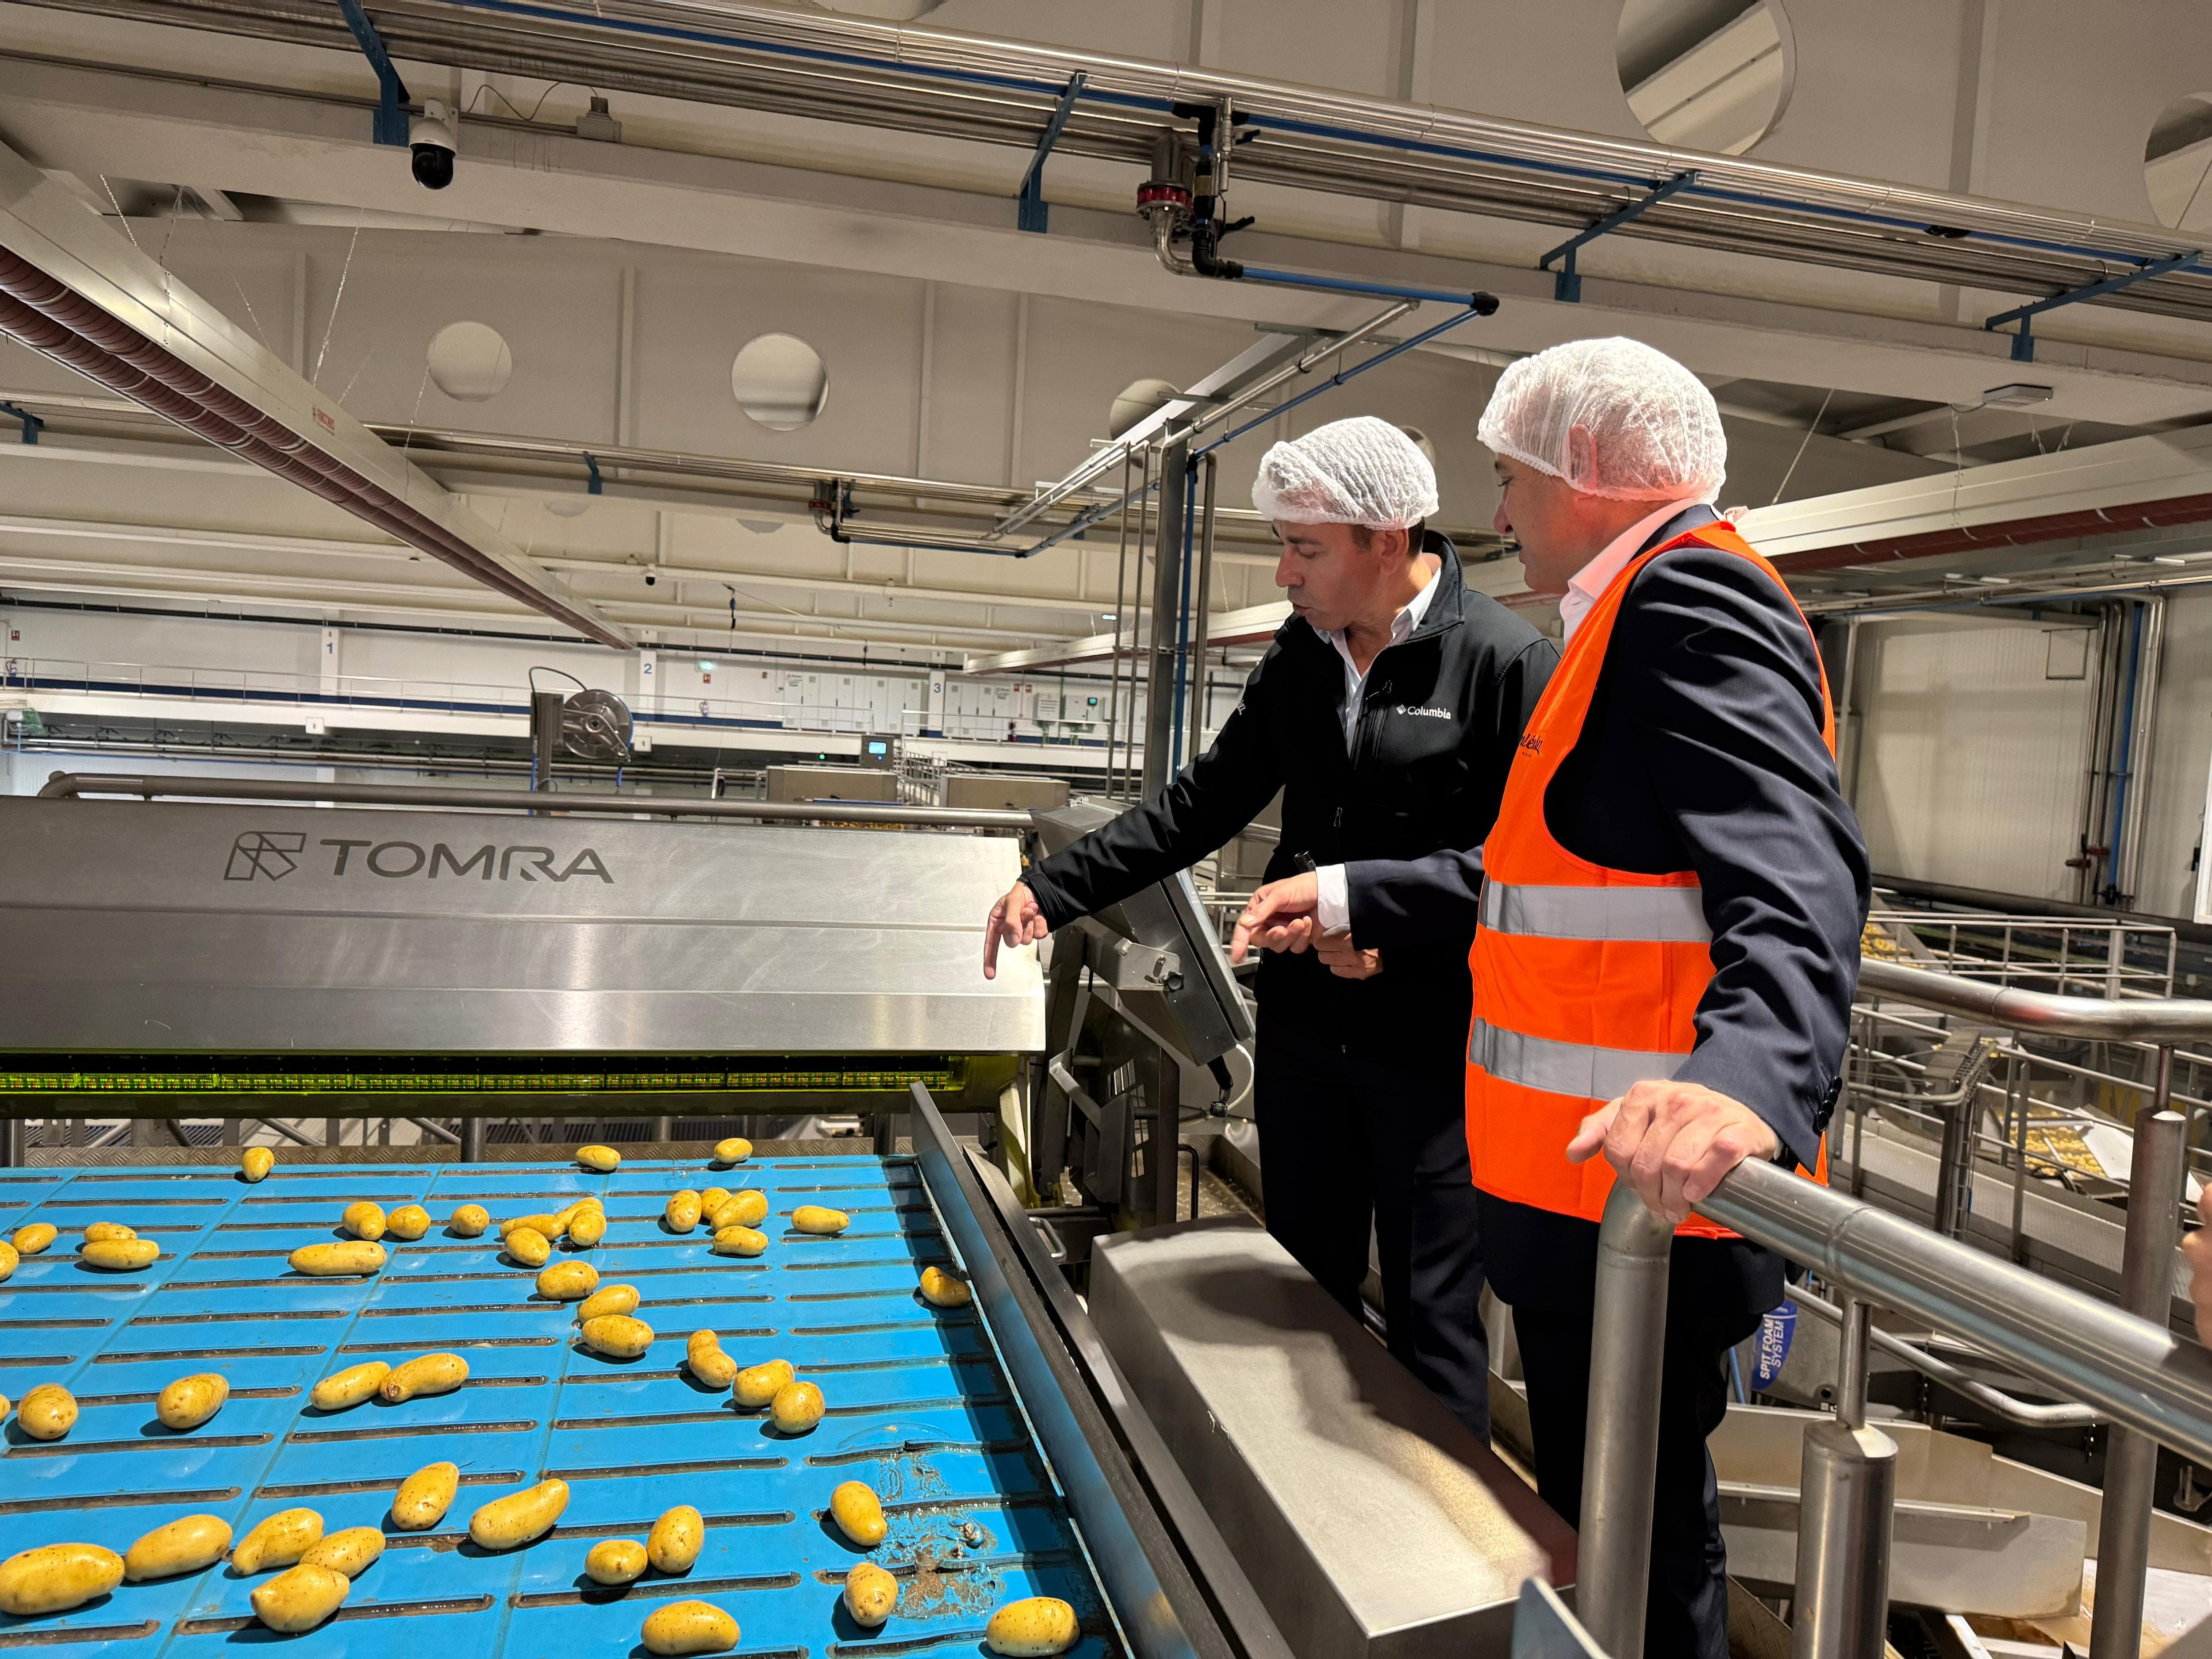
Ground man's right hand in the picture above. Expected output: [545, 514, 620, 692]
[1230, 872, 1321, 964]
[983, 880, 1049, 980]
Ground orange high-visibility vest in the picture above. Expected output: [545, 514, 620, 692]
[1466, 519, 1833, 1237]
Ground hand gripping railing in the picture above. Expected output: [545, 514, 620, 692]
[1580, 1116, 2212, 1658]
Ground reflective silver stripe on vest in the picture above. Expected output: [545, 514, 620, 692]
[1467, 1018, 1688, 1101]
[1480, 879, 1711, 944]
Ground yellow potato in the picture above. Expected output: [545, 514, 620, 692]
[0, 1542, 125, 1615]
[567, 1207, 608, 1248]
[310, 1361, 390, 1411]
[384, 1204, 431, 1242]
[391, 1461, 460, 1531]
[250, 1562, 349, 1632]
[844, 1563, 899, 1628]
[537, 1260, 601, 1302]
[710, 1225, 768, 1258]
[82, 1221, 137, 1244]
[987, 1596, 1080, 1656]
[830, 1481, 887, 1547]
[82, 1238, 161, 1271]
[641, 1600, 740, 1656]
[0, 1391, 8, 1422]
[553, 1198, 602, 1231]
[288, 1240, 387, 1277]
[665, 1190, 703, 1233]
[380, 1352, 469, 1403]
[449, 1203, 491, 1237]
[577, 1144, 622, 1172]
[732, 1359, 793, 1409]
[717, 1190, 769, 1229]
[300, 1526, 384, 1577]
[576, 1284, 640, 1323]
[586, 1539, 649, 1585]
[241, 1146, 275, 1183]
[769, 1380, 825, 1435]
[341, 1201, 387, 1241]
[686, 1330, 738, 1388]
[919, 1266, 973, 1308]
[123, 1514, 232, 1582]
[12, 1221, 57, 1255]
[0, 1240, 17, 1283]
[712, 1136, 753, 1165]
[792, 1206, 850, 1236]
[18, 1383, 76, 1441]
[648, 1504, 705, 1574]
[232, 1508, 325, 1574]
[502, 1213, 564, 1241]
[466, 1479, 569, 1549]
[698, 1187, 730, 1217]
[155, 1371, 230, 1430]
[505, 1227, 553, 1268]
[579, 1314, 655, 1359]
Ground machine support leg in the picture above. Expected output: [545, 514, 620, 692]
[1792, 1295, 1896, 1659]
[2090, 1074, 2185, 1659]
[1578, 1183, 1675, 1659]
[873, 1112, 898, 1157]
[652, 1114, 671, 1144]
[461, 1117, 484, 1163]
[2, 1116, 22, 1167]
[1153, 1049, 1180, 1227]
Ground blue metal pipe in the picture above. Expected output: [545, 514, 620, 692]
[2105, 602, 2146, 902]
[1234, 265, 1499, 310]
[1170, 461, 1196, 773]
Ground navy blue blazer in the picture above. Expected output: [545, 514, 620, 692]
[1343, 507, 1870, 1172]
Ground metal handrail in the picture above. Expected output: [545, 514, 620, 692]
[1858, 956, 2212, 1041]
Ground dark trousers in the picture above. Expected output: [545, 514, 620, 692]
[1253, 1018, 1490, 1437]
[1482, 1192, 1782, 1659]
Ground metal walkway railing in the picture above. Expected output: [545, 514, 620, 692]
[1582, 961, 2212, 1659]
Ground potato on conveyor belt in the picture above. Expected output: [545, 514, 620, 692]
[648, 1504, 705, 1573]
[81, 1237, 160, 1271]
[232, 1508, 324, 1574]
[732, 1359, 793, 1408]
[301, 1526, 385, 1577]
[712, 1136, 752, 1165]
[987, 1596, 1080, 1656]
[686, 1329, 739, 1387]
[289, 1240, 386, 1277]
[577, 1283, 640, 1322]
[0, 1542, 125, 1615]
[844, 1563, 899, 1628]
[711, 1225, 768, 1258]
[467, 1478, 569, 1549]
[240, 1146, 274, 1182]
[769, 1379, 825, 1435]
[155, 1371, 229, 1429]
[250, 1562, 349, 1632]
[0, 1240, 16, 1283]
[380, 1352, 469, 1402]
[538, 1260, 600, 1301]
[699, 1187, 730, 1215]
[665, 1190, 703, 1232]
[586, 1539, 648, 1585]
[123, 1514, 232, 1582]
[580, 1313, 655, 1358]
[715, 1189, 768, 1229]
[919, 1266, 973, 1308]
[340, 1201, 387, 1240]
[384, 1203, 431, 1241]
[829, 1481, 887, 1546]
[502, 1212, 564, 1241]
[576, 1144, 622, 1171]
[391, 1461, 460, 1530]
[11, 1221, 56, 1255]
[641, 1600, 739, 1656]
[449, 1203, 491, 1237]
[82, 1221, 136, 1243]
[310, 1360, 390, 1410]
[567, 1206, 608, 1248]
[791, 1206, 850, 1235]
[18, 1383, 77, 1441]
[505, 1226, 553, 1268]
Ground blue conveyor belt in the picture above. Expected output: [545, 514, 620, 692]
[0, 1156, 1113, 1658]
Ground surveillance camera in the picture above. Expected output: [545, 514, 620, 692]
[411, 99, 457, 190]
[644, 574, 657, 587]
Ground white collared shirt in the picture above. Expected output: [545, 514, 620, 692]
[1557, 497, 1710, 644]
[1313, 555, 1440, 749]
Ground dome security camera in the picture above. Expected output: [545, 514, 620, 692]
[411, 99, 457, 190]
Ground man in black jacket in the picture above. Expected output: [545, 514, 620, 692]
[981, 415, 1555, 1436]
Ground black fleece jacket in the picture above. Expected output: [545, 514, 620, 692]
[1024, 534, 1556, 1068]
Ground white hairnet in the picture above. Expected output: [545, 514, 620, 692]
[1476, 337, 1726, 501]
[1252, 416, 1440, 530]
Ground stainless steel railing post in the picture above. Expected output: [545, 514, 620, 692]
[1579, 1182, 1677, 1659]
[1791, 1294, 1896, 1659]
[2089, 1083, 2185, 1659]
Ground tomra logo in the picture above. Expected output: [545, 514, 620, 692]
[228, 831, 612, 884]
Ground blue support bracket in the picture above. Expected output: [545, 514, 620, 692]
[1984, 250, 2202, 361]
[1540, 170, 1700, 303]
[334, 0, 411, 147]
[584, 452, 603, 495]
[1016, 70, 1087, 234]
[0, 401, 43, 444]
